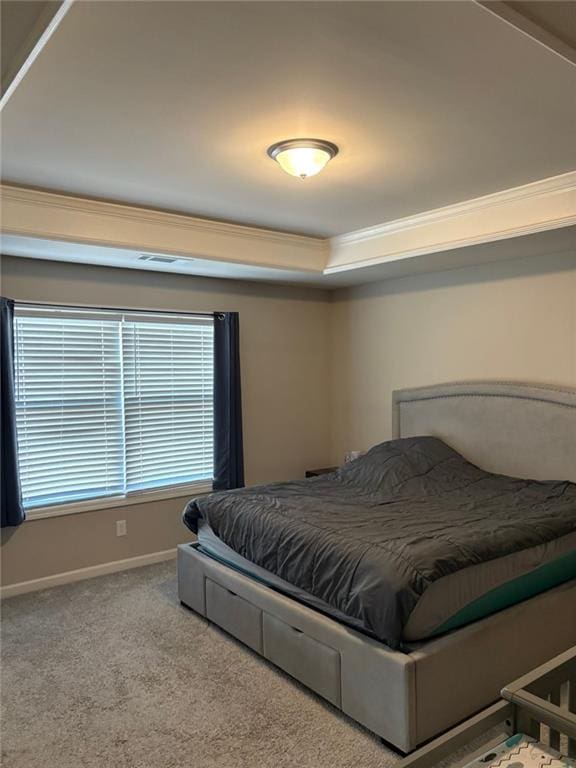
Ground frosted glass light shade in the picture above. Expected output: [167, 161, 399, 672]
[267, 139, 338, 179]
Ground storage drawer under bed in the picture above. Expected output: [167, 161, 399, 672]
[263, 613, 341, 707]
[205, 578, 263, 653]
[204, 575, 341, 707]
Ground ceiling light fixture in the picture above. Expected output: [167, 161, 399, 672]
[267, 138, 339, 179]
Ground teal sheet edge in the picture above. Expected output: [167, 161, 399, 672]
[433, 549, 576, 637]
[195, 542, 576, 644]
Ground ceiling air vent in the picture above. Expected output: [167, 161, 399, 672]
[138, 253, 184, 264]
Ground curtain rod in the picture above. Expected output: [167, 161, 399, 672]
[14, 299, 215, 319]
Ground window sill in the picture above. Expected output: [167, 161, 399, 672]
[25, 481, 214, 521]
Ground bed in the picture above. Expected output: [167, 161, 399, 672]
[177, 381, 576, 753]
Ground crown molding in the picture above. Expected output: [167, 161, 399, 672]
[325, 218, 575, 276]
[331, 171, 576, 248]
[0, 184, 328, 273]
[1, 185, 323, 249]
[2, 172, 574, 285]
[328, 171, 576, 271]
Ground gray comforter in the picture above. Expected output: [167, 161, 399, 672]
[183, 437, 576, 648]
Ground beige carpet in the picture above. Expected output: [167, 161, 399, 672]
[1, 561, 399, 768]
[1, 560, 499, 768]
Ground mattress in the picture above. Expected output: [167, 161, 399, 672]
[184, 436, 576, 648]
[197, 519, 576, 643]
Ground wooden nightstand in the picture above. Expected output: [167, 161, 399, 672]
[305, 466, 338, 478]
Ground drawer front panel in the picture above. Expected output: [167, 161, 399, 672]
[263, 614, 341, 706]
[205, 578, 263, 653]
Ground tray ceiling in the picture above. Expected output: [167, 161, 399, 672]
[2, 0, 576, 238]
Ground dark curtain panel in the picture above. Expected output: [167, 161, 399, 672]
[1, 298, 25, 527]
[213, 312, 245, 491]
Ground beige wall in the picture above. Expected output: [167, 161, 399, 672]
[3, 249, 576, 587]
[0, 255, 332, 585]
[330, 251, 576, 463]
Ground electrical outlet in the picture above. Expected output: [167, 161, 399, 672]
[116, 520, 127, 537]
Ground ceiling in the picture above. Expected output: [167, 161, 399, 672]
[1, 1, 576, 238]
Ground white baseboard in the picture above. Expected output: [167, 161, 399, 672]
[0, 548, 177, 599]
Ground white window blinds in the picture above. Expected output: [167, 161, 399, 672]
[14, 312, 125, 507]
[122, 316, 214, 492]
[14, 307, 214, 509]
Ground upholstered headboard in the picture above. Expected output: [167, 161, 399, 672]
[392, 381, 576, 482]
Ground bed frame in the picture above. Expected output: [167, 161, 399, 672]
[178, 381, 576, 753]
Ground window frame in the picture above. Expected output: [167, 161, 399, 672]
[14, 301, 215, 520]
[24, 479, 213, 520]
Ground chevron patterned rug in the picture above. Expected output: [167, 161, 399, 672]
[463, 733, 575, 768]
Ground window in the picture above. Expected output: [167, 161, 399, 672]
[14, 306, 214, 510]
